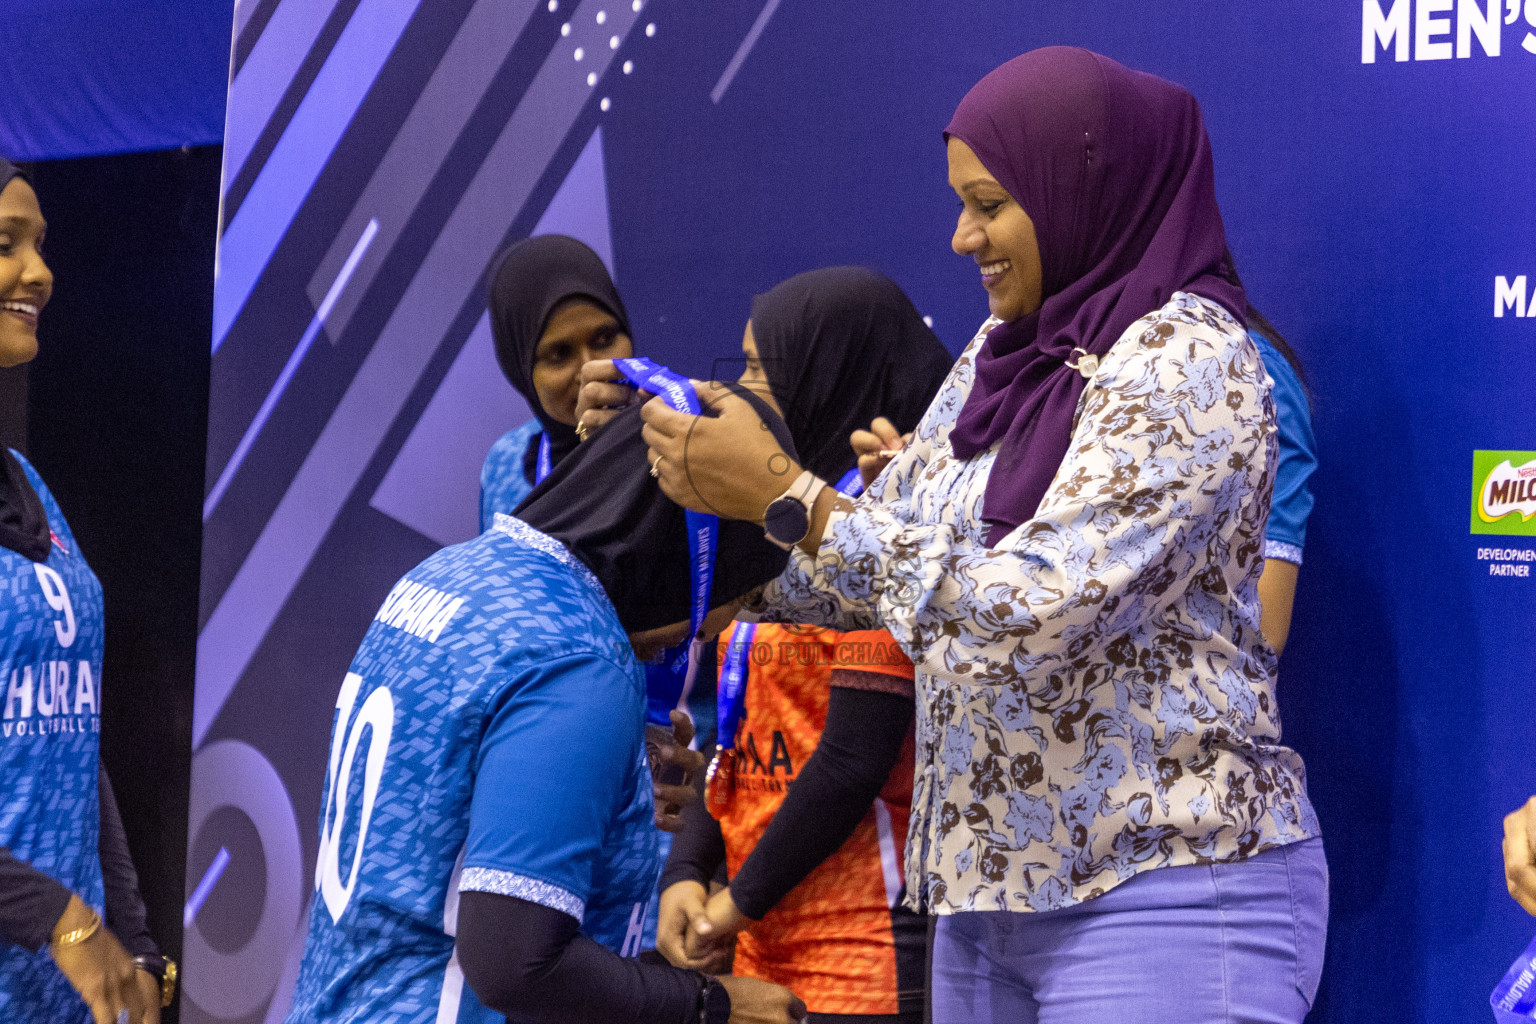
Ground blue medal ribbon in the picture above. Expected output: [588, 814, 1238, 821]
[716, 622, 756, 752]
[535, 432, 552, 485]
[612, 357, 719, 727]
[1493, 932, 1536, 1021]
[833, 466, 864, 498]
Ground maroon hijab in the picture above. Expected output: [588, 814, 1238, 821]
[945, 47, 1245, 545]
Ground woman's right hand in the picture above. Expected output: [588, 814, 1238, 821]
[718, 975, 807, 1024]
[657, 881, 732, 973]
[850, 416, 908, 490]
[575, 359, 642, 438]
[49, 895, 155, 1024]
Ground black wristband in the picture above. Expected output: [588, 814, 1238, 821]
[696, 973, 731, 1024]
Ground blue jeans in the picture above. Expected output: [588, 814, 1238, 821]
[930, 838, 1327, 1024]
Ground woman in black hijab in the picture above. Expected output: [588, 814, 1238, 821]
[0, 159, 167, 1024]
[288, 389, 811, 1024]
[645, 268, 951, 1024]
[575, 266, 953, 481]
[739, 266, 953, 486]
[479, 234, 635, 530]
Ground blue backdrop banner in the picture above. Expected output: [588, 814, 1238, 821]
[188, 2, 1536, 1022]
[0, 0, 231, 161]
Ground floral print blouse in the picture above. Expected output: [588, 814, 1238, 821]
[758, 292, 1320, 915]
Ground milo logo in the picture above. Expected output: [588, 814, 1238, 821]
[1472, 450, 1536, 535]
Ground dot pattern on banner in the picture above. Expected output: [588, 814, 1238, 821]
[923, 316, 933, 328]
[548, 0, 557, 10]
[554, 0, 643, 96]
[600, 97, 611, 112]
[645, 22, 655, 36]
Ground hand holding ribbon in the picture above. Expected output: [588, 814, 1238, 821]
[575, 358, 647, 439]
[613, 358, 719, 729]
[639, 379, 802, 524]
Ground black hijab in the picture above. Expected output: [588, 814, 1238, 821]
[749, 267, 953, 482]
[0, 157, 48, 563]
[515, 389, 793, 632]
[488, 235, 631, 474]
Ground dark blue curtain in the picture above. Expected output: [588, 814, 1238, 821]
[0, 0, 231, 160]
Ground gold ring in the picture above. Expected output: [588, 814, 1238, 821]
[649, 454, 664, 478]
[575, 421, 590, 442]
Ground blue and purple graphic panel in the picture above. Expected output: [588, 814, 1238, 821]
[187, 3, 1536, 1022]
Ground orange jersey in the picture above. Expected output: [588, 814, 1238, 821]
[708, 623, 923, 1015]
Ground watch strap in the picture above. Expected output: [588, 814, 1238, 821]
[133, 954, 178, 1007]
[798, 473, 828, 519]
[696, 973, 731, 1024]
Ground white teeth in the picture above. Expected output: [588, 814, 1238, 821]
[1, 301, 37, 316]
[980, 260, 1011, 276]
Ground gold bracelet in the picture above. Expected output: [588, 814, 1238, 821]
[51, 909, 101, 949]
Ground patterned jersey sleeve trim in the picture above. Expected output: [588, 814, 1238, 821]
[492, 513, 607, 606]
[459, 866, 585, 923]
[1264, 540, 1304, 565]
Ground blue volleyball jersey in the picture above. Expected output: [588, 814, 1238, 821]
[286, 514, 659, 1024]
[0, 452, 105, 1024]
[478, 421, 543, 532]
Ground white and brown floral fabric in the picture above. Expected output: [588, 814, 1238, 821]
[758, 292, 1320, 915]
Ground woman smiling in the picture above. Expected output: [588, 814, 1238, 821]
[637, 48, 1326, 1024]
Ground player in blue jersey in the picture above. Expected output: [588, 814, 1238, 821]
[0, 160, 165, 1024]
[286, 394, 808, 1024]
[479, 236, 700, 961]
[479, 235, 636, 529]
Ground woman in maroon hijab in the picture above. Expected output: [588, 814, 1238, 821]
[634, 48, 1326, 1023]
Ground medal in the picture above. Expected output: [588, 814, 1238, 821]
[705, 749, 737, 817]
[706, 622, 756, 814]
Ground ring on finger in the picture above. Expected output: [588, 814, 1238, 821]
[649, 453, 664, 478]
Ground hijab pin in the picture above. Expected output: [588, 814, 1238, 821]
[1066, 348, 1099, 379]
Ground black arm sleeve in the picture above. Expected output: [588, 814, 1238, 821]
[728, 684, 913, 921]
[98, 766, 159, 957]
[456, 891, 702, 1024]
[658, 764, 726, 893]
[0, 847, 72, 952]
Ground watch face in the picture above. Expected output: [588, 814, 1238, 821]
[765, 497, 809, 544]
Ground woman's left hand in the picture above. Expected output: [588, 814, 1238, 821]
[640, 383, 799, 522]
